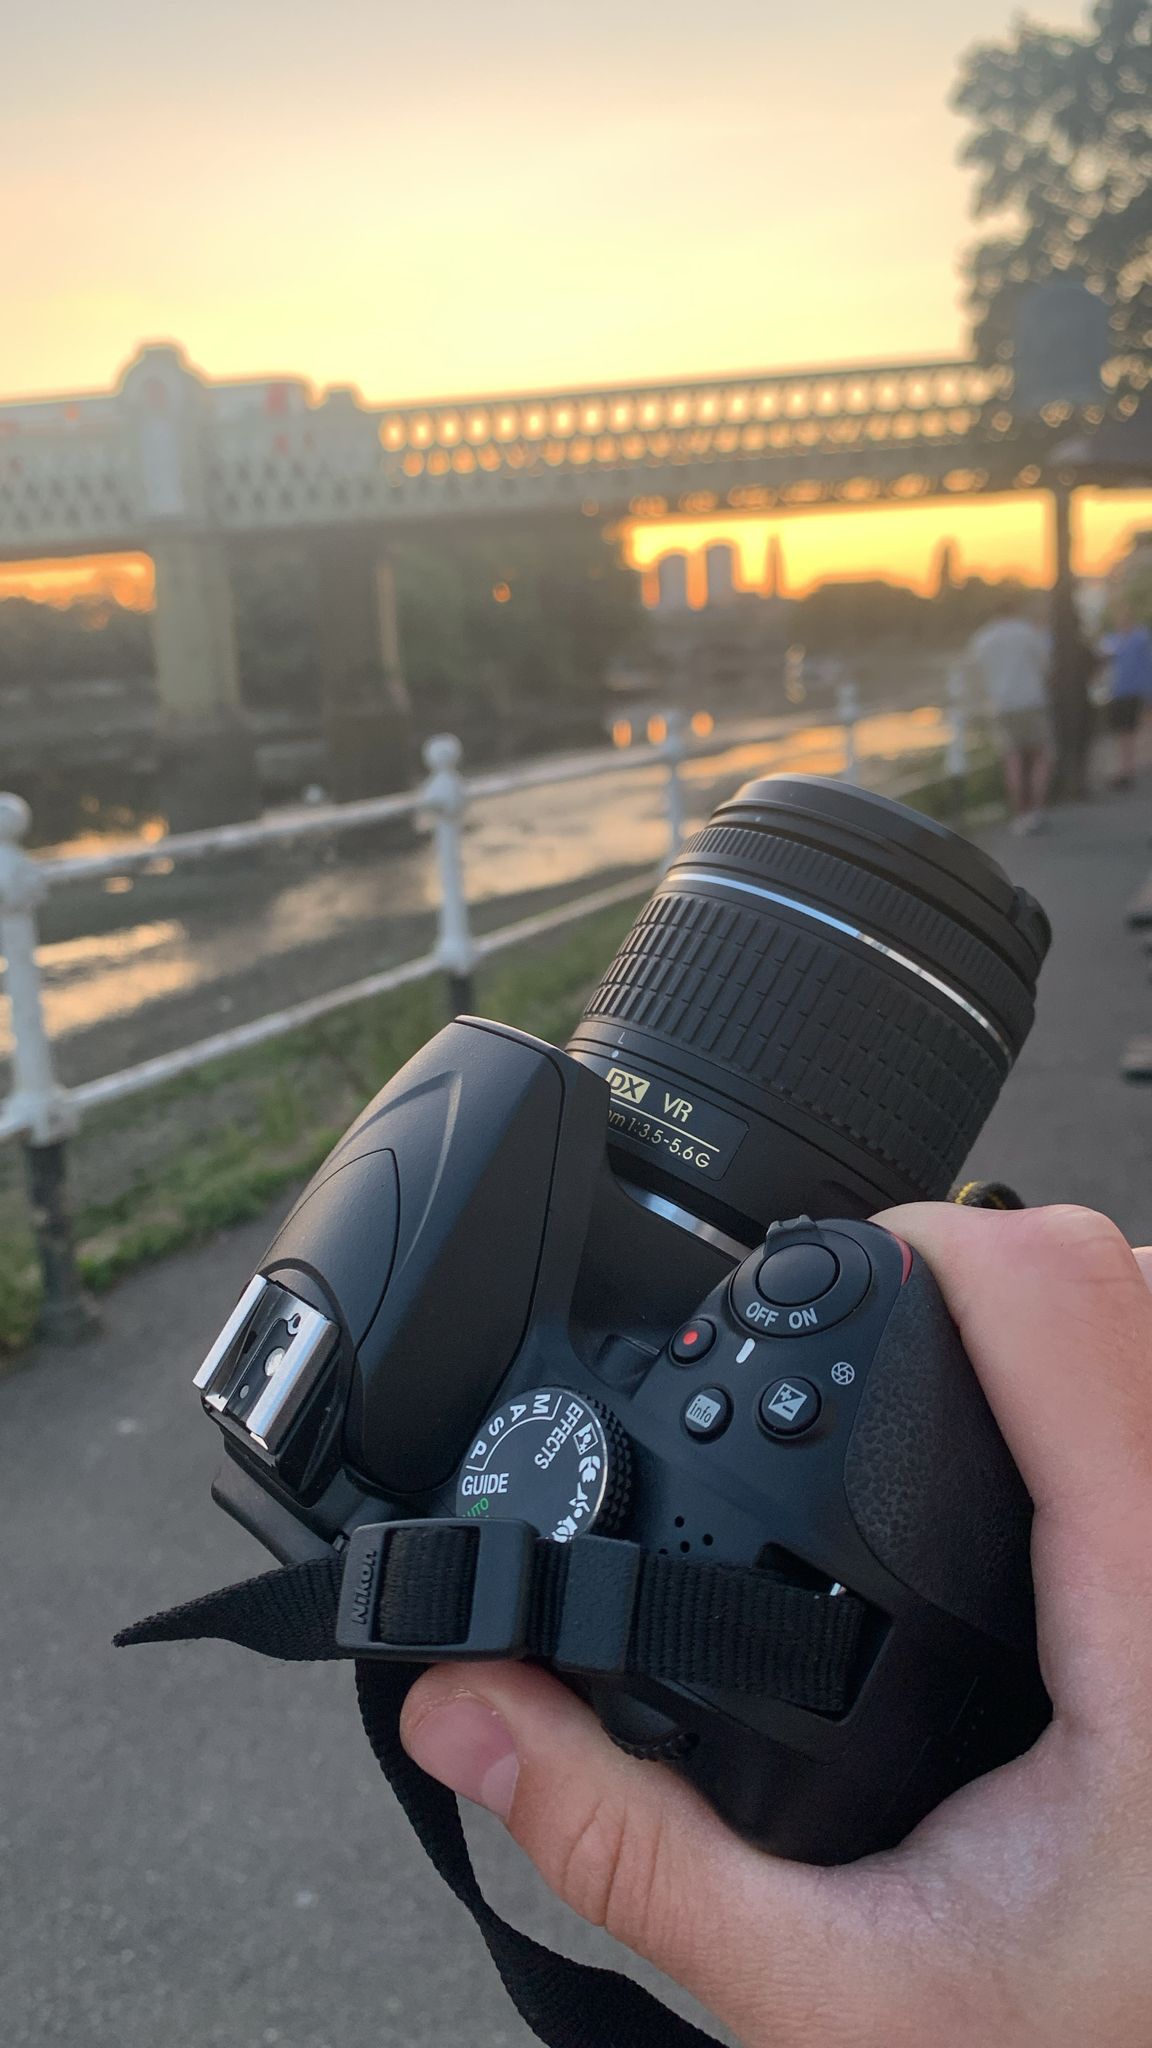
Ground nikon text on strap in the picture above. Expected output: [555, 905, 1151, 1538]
[117, 1519, 866, 2048]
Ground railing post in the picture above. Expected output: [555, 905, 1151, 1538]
[945, 663, 969, 820]
[663, 707, 689, 865]
[837, 679, 860, 783]
[422, 735, 478, 1018]
[0, 794, 96, 1343]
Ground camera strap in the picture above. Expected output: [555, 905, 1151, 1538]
[118, 1524, 866, 2048]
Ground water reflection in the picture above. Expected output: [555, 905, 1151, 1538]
[0, 710, 949, 1060]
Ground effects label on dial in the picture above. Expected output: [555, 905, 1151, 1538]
[455, 1388, 613, 1543]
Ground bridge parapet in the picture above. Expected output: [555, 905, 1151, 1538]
[0, 344, 1095, 556]
[377, 358, 1012, 478]
[0, 401, 140, 557]
[0, 341, 1129, 832]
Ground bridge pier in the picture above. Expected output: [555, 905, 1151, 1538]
[309, 531, 413, 802]
[149, 534, 261, 831]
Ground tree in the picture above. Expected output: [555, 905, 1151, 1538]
[0, 594, 152, 688]
[953, 1, 1152, 378]
[390, 517, 647, 755]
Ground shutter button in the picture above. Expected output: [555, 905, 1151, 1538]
[757, 1244, 838, 1306]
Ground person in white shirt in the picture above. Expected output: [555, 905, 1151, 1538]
[966, 592, 1054, 834]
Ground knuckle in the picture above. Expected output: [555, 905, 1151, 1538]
[1023, 1205, 1135, 1289]
[550, 1791, 669, 1953]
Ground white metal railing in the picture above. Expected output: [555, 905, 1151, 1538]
[0, 690, 969, 1335]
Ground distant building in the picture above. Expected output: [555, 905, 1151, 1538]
[764, 536, 787, 601]
[703, 542, 737, 607]
[655, 552, 690, 611]
[932, 539, 960, 598]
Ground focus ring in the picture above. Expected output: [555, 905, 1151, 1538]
[677, 823, 1035, 1051]
[582, 888, 1004, 1197]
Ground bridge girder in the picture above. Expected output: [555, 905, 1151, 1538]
[0, 342, 1130, 559]
[1, 342, 1143, 829]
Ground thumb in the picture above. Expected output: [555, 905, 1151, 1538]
[399, 1658, 828, 2016]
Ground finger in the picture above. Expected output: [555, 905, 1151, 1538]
[878, 1203, 1152, 1726]
[1134, 1245, 1152, 1293]
[878, 1204, 1152, 1522]
[400, 1659, 843, 2034]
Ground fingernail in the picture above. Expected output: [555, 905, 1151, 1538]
[404, 1695, 519, 1818]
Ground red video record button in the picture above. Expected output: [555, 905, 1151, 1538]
[670, 1317, 716, 1365]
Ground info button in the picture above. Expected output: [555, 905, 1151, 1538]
[682, 1387, 732, 1440]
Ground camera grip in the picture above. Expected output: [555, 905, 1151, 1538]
[843, 1254, 1035, 1650]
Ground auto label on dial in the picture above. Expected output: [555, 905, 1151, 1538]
[455, 1388, 622, 1543]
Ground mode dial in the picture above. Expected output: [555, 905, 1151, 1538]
[455, 1389, 631, 1543]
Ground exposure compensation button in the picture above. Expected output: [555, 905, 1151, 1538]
[758, 1377, 821, 1438]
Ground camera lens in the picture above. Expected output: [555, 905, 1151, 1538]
[567, 776, 1050, 1239]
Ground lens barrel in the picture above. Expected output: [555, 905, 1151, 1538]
[567, 776, 1049, 1238]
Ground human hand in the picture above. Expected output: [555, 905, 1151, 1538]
[400, 1205, 1152, 2048]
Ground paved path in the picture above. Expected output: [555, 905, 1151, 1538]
[2, 786, 1151, 2048]
[965, 786, 1152, 1244]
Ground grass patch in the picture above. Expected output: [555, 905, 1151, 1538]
[0, 899, 642, 1354]
[901, 756, 1006, 821]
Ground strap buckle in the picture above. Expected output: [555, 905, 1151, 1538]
[335, 1518, 536, 1660]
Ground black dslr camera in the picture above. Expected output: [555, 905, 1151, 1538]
[191, 776, 1052, 1865]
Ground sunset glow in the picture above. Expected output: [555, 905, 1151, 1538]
[3, 0, 1136, 620]
[0, 554, 154, 609]
[627, 490, 1152, 601]
[3, 1, 1088, 409]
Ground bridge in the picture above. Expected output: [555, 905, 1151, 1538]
[0, 342, 1144, 824]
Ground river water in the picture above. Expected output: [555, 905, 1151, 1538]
[4, 707, 950, 1086]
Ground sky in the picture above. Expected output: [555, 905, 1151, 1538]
[3, 0, 1149, 593]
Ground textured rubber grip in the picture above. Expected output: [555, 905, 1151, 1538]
[843, 1257, 1035, 1649]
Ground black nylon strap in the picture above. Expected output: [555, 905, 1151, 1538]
[117, 1553, 346, 1660]
[117, 1553, 725, 2046]
[633, 1550, 862, 1710]
[366, 1524, 863, 1713]
[118, 1532, 864, 1712]
[377, 1524, 483, 1645]
[118, 1536, 863, 2048]
[353, 1660, 723, 2048]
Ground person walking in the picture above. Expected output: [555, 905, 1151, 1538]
[1101, 596, 1152, 789]
[966, 590, 1053, 834]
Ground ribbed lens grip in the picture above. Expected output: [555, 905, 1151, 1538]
[582, 886, 1004, 1198]
[570, 773, 1047, 1231]
[682, 822, 1035, 1051]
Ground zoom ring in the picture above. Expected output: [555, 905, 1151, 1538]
[582, 888, 1006, 1198]
[676, 822, 1036, 1051]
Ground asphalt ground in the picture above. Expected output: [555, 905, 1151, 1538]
[2, 784, 1151, 2048]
